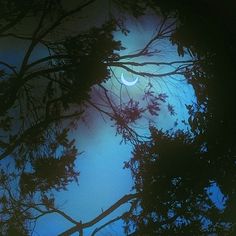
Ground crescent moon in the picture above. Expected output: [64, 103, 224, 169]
[121, 73, 138, 86]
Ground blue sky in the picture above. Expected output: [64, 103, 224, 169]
[1, 3, 225, 235]
[32, 11, 197, 236]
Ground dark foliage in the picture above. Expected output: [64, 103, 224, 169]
[1, 0, 236, 235]
[126, 127, 231, 235]
[122, 1, 236, 235]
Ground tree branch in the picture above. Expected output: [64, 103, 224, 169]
[0, 61, 18, 75]
[90, 200, 136, 236]
[24, 64, 75, 82]
[25, 54, 71, 71]
[0, 110, 83, 161]
[109, 62, 185, 77]
[59, 193, 139, 236]
[114, 60, 195, 67]
[27, 204, 79, 225]
[0, 11, 28, 34]
[90, 215, 124, 236]
[19, 0, 50, 75]
[38, 0, 97, 40]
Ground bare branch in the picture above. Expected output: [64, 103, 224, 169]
[90, 215, 124, 236]
[26, 204, 79, 225]
[59, 193, 139, 236]
[38, 0, 97, 40]
[0, 11, 28, 34]
[109, 62, 185, 77]
[118, 18, 175, 61]
[0, 33, 35, 41]
[19, 0, 50, 74]
[114, 60, 196, 67]
[0, 61, 18, 75]
[90, 200, 136, 236]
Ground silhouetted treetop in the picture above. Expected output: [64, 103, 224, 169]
[1, 1, 236, 235]
[124, 126, 232, 235]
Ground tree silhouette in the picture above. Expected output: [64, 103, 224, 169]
[1, 0, 235, 235]
[124, 127, 230, 235]
[121, 1, 236, 235]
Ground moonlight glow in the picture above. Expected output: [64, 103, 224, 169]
[121, 72, 138, 86]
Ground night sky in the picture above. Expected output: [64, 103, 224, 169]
[0, 1, 227, 235]
[32, 8, 196, 235]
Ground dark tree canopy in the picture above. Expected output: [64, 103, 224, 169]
[0, 0, 236, 235]
[125, 127, 230, 235]
[122, 1, 236, 235]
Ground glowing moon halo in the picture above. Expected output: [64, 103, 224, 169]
[121, 73, 138, 86]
